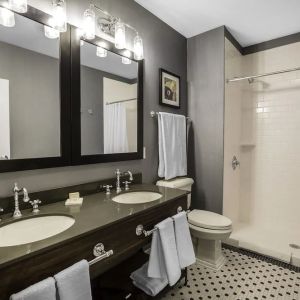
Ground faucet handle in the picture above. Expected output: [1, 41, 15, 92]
[29, 199, 41, 214]
[123, 181, 131, 191]
[100, 185, 113, 195]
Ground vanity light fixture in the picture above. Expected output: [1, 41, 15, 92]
[44, 25, 59, 39]
[122, 50, 132, 65]
[81, 4, 144, 60]
[0, 7, 15, 27]
[82, 4, 95, 40]
[51, 0, 67, 32]
[96, 46, 107, 58]
[114, 21, 126, 49]
[133, 33, 144, 60]
[8, 0, 27, 13]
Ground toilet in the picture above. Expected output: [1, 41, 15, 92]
[156, 177, 232, 270]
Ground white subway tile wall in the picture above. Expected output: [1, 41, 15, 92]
[224, 39, 300, 265]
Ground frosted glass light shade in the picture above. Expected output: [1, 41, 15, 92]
[51, 0, 67, 32]
[82, 5, 95, 40]
[115, 21, 126, 49]
[122, 50, 131, 64]
[9, 0, 27, 13]
[44, 25, 59, 39]
[133, 34, 143, 60]
[122, 57, 131, 64]
[0, 7, 15, 27]
[96, 46, 107, 58]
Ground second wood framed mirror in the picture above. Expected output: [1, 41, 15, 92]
[70, 26, 144, 165]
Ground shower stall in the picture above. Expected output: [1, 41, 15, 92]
[223, 38, 300, 266]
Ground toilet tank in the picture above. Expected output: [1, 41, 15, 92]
[156, 177, 194, 209]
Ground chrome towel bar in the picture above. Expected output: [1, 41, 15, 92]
[150, 111, 190, 120]
[136, 207, 191, 237]
[89, 243, 114, 266]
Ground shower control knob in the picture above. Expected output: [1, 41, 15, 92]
[232, 156, 240, 170]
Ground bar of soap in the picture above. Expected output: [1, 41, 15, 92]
[69, 192, 80, 199]
[65, 197, 83, 206]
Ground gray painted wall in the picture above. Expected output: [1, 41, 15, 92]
[81, 65, 104, 156]
[0, 41, 60, 159]
[0, 0, 187, 197]
[187, 27, 225, 214]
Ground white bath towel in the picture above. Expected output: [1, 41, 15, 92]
[131, 262, 168, 296]
[148, 218, 181, 286]
[54, 260, 92, 300]
[158, 112, 187, 180]
[10, 277, 56, 300]
[173, 212, 196, 268]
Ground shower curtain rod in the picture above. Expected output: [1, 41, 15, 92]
[106, 98, 137, 105]
[226, 66, 300, 83]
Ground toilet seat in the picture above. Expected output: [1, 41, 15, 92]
[188, 210, 232, 230]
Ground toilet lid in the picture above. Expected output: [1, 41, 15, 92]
[188, 210, 232, 230]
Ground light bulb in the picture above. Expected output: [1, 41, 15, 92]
[82, 5, 95, 40]
[44, 25, 59, 39]
[122, 50, 131, 64]
[51, 0, 67, 33]
[114, 21, 125, 49]
[133, 34, 143, 60]
[8, 0, 27, 13]
[96, 46, 107, 58]
[0, 7, 15, 27]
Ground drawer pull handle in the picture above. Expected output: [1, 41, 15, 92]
[89, 243, 114, 266]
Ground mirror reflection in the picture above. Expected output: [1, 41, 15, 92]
[0, 13, 61, 160]
[80, 41, 138, 155]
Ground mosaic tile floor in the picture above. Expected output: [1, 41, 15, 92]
[160, 247, 300, 300]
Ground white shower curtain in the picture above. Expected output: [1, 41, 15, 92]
[104, 102, 128, 153]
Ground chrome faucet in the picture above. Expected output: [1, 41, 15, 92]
[115, 169, 133, 194]
[13, 183, 30, 218]
[126, 171, 133, 181]
[0, 207, 3, 222]
[115, 169, 122, 194]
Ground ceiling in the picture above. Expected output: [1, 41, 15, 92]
[135, 0, 300, 46]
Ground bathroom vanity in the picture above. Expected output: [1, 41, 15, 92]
[0, 176, 188, 299]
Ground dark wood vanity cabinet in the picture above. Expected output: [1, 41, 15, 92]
[0, 196, 187, 299]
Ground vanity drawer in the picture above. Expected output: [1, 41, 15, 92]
[0, 195, 187, 299]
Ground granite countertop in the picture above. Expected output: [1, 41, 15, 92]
[0, 184, 188, 269]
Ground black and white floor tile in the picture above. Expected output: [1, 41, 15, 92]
[160, 247, 300, 300]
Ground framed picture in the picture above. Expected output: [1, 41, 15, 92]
[159, 68, 180, 108]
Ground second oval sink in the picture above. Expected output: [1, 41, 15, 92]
[0, 215, 75, 247]
[112, 191, 162, 204]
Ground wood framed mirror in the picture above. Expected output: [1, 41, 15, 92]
[70, 26, 144, 165]
[0, 2, 71, 172]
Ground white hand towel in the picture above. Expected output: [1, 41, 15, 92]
[173, 212, 196, 268]
[148, 218, 181, 286]
[158, 112, 187, 180]
[10, 277, 56, 300]
[130, 262, 168, 296]
[54, 260, 92, 300]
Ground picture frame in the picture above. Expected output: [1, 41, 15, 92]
[159, 68, 180, 108]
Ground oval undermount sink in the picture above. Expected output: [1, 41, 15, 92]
[112, 191, 162, 204]
[0, 215, 75, 247]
